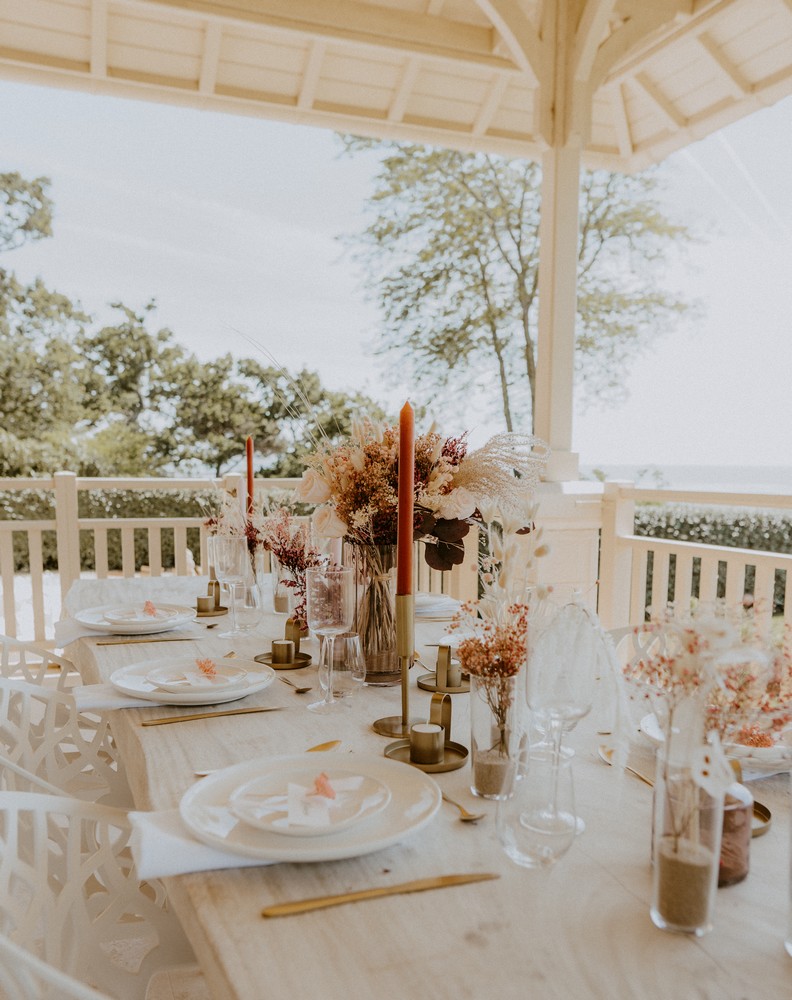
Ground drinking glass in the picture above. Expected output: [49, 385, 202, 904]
[208, 535, 250, 638]
[496, 748, 577, 868]
[306, 567, 354, 713]
[327, 632, 366, 704]
[229, 581, 263, 632]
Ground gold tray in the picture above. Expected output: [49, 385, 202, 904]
[416, 672, 470, 694]
[384, 739, 468, 773]
[254, 651, 312, 670]
[752, 800, 772, 837]
[195, 606, 228, 618]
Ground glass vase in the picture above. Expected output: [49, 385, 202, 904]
[270, 554, 295, 615]
[650, 751, 724, 936]
[346, 543, 399, 686]
[470, 673, 522, 800]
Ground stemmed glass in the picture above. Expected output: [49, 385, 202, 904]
[306, 566, 354, 713]
[208, 535, 250, 638]
[525, 602, 599, 832]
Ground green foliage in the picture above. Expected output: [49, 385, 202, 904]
[635, 504, 792, 612]
[0, 172, 52, 251]
[339, 136, 695, 431]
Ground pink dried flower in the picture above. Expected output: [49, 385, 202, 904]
[310, 773, 336, 799]
[195, 658, 217, 678]
[143, 600, 157, 617]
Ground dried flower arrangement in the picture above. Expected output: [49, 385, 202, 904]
[296, 418, 548, 571]
[254, 507, 328, 627]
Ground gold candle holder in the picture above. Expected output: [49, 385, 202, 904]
[372, 593, 418, 738]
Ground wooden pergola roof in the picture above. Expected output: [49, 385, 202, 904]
[1, 0, 791, 171]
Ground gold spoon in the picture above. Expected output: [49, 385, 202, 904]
[442, 792, 485, 823]
[597, 745, 654, 787]
[279, 676, 312, 694]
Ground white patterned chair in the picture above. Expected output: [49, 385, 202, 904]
[0, 634, 76, 689]
[0, 791, 210, 1000]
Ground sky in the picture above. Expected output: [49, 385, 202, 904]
[2, 77, 792, 472]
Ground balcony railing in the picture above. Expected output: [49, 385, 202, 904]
[0, 472, 477, 642]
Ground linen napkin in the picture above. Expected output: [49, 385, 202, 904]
[73, 683, 155, 712]
[129, 808, 270, 878]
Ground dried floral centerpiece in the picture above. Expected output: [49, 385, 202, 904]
[296, 418, 548, 683]
[254, 508, 327, 628]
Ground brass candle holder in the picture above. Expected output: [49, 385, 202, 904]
[417, 643, 470, 693]
[384, 691, 468, 772]
[372, 593, 419, 738]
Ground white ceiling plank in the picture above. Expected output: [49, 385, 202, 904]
[590, 1, 684, 89]
[91, 0, 108, 79]
[473, 0, 546, 82]
[472, 71, 509, 134]
[133, 0, 519, 74]
[199, 19, 222, 94]
[574, 0, 618, 82]
[609, 81, 633, 157]
[388, 56, 420, 122]
[297, 39, 326, 110]
[635, 71, 687, 129]
[696, 31, 750, 98]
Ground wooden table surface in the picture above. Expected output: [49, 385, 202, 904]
[69, 609, 791, 1000]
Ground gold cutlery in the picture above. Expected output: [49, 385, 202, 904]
[96, 636, 197, 647]
[193, 739, 341, 776]
[261, 873, 499, 918]
[597, 745, 654, 787]
[141, 706, 282, 727]
[279, 676, 312, 694]
[441, 793, 484, 823]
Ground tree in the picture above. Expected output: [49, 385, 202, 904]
[340, 138, 693, 432]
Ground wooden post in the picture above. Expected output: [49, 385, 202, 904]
[54, 472, 81, 602]
[598, 481, 635, 629]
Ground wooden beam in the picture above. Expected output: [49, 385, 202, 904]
[91, 0, 108, 79]
[297, 39, 326, 110]
[198, 19, 222, 94]
[388, 57, 420, 123]
[473, 0, 546, 82]
[574, 0, 617, 82]
[634, 70, 686, 129]
[472, 72, 509, 136]
[609, 82, 633, 157]
[425, 0, 445, 14]
[696, 31, 750, 99]
[134, 0, 519, 74]
[590, 0, 684, 89]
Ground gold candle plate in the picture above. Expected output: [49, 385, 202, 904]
[254, 651, 312, 670]
[416, 673, 470, 694]
[195, 606, 228, 618]
[383, 739, 468, 773]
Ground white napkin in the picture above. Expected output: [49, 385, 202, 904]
[73, 683, 154, 712]
[54, 576, 210, 648]
[415, 593, 460, 619]
[129, 808, 269, 879]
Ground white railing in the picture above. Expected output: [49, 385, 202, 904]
[0, 472, 477, 641]
[598, 482, 792, 631]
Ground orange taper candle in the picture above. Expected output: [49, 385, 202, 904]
[396, 402, 415, 596]
[245, 436, 255, 516]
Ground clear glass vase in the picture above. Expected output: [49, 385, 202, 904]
[470, 673, 522, 799]
[650, 752, 724, 936]
[270, 554, 295, 615]
[346, 543, 399, 686]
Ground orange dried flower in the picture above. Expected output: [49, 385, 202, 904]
[195, 658, 217, 678]
[311, 773, 336, 799]
[143, 600, 157, 616]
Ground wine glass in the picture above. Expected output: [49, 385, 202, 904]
[496, 747, 577, 868]
[525, 602, 599, 831]
[306, 567, 354, 713]
[208, 535, 250, 638]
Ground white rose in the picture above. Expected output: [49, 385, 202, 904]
[295, 469, 332, 504]
[436, 487, 477, 521]
[313, 505, 348, 538]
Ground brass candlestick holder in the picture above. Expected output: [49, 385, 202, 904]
[372, 593, 419, 738]
[384, 691, 469, 772]
[417, 644, 470, 693]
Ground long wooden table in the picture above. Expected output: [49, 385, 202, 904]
[69, 610, 791, 1000]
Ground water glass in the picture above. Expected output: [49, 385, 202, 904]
[496, 748, 577, 869]
[327, 632, 366, 703]
[230, 581, 263, 632]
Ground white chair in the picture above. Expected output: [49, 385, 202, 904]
[0, 677, 131, 806]
[0, 931, 111, 1000]
[0, 791, 210, 1000]
[0, 634, 76, 690]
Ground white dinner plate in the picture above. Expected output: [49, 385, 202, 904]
[104, 604, 181, 626]
[146, 660, 248, 694]
[639, 712, 792, 772]
[110, 657, 274, 705]
[229, 766, 391, 838]
[75, 604, 196, 635]
[415, 593, 460, 620]
[180, 753, 441, 862]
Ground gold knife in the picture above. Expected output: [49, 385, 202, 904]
[96, 636, 197, 646]
[141, 706, 282, 727]
[261, 873, 499, 918]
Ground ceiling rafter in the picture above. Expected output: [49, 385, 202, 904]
[573, 0, 617, 82]
[388, 57, 421, 123]
[472, 72, 509, 135]
[298, 39, 326, 110]
[425, 0, 446, 14]
[590, 0, 687, 90]
[198, 19, 222, 94]
[473, 0, 546, 82]
[135, 0, 519, 74]
[696, 31, 749, 98]
[635, 70, 687, 129]
[91, 0, 108, 79]
[609, 81, 633, 157]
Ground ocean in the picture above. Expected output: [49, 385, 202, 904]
[579, 465, 792, 495]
